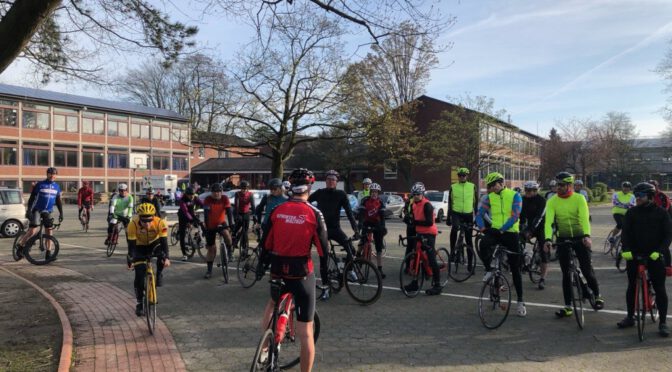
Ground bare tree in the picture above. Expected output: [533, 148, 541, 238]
[594, 111, 638, 179]
[539, 128, 569, 183]
[0, 0, 197, 82]
[656, 40, 672, 126]
[556, 117, 601, 181]
[223, 4, 352, 178]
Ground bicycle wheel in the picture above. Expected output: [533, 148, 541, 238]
[220, 242, 229, 284]
[615, 244, 626, 273]
[106, 228, 118, 257]
[636, 275, 646, 341]
[24, 234, 60, 265]
[571, 271, 584, 330]
[435, 247, 450, 287]
[12, 231, 26, 261]
[184, 232, 196, 259]
[610, 235, 621, 258]
[400, 252, 425, 298]
[81, 211, 89, 232]
[448, 243, 475, 283]
[478, 273, 511, 329]
[603, 231, 614, 255]
[326, 253, 343, 293]
[277, 311, 320, 370]
[237, 250, 259, 288]
[528, 249, 542, 284]
[170, 224, 179, 246]
[145, 270, 157, 335]
[250, 328, 274, 372]
[344, 259, 382, 305]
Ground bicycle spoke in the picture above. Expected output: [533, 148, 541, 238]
[344, 259, 382, 305]
[237, 251, 259, 288]
[478, 273, 511, 329]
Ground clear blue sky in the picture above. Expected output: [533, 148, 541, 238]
[2, 0, 671, 138]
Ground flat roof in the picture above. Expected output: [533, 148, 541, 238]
[0, 83, 187, 122]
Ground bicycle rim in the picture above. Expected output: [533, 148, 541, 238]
[250, 329, 274, 372]
[220, 244, 229, 283]
[12, 231, 26, 261]
[344, 259, 382, 305]
[448, 244, 474, 283]
[603, 232, 613, 255]
[237, 251, 259, 289]
[170, 224, 179, 246]
[326, 254, 342, 293]
[24, 234, 59, 265]
[277, 311, 320, 370]
[145, 273, 157, 335]
[478, 273, 511, 329]
[185, 234, 196, 258]
[435, 247, 450, 286]
[399, 253, 424, 298]
[528, 250, 542, 284]
[571, 272, 584, 330]
[636, 277, 645, 341]
[106, 241, 116, 257]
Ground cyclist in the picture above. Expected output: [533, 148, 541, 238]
[476, 172, 526, 317]
[403, 182, 443, 296]
[106, 183, 134, 246]
[140, 187, 162, 217]
[357, 177, 372, 203]
[255, 178, 288, 227]
[574, 180, 589, 202]
[544, 180, 558, 200]
[618, 182, 672, 336]
[447, 167, 477, 272]
[126, 203, 170, 316]
[520, 181, 548, 289]
[177, 187, 204, 261]
[233, 180, 256, 252]
[545, 172, 604, 318]
[77, 181, 94, 223]
[282, 180, 292, 197]
[202, 183, 234, 279]
[17, 167, 64, 259]
[649, 180, 671, 212]
[257, 168, 328, 372]
[356, 182, 387, 279]
[609, 181, 635, 244]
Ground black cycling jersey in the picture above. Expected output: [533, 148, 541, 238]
[622, 202, 672, 266]
[308, 188, 357, 231]
[520, 194, 546, 231]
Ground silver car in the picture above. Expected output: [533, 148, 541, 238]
[0, 188, 28, 238]
[381, 194, 404, 218]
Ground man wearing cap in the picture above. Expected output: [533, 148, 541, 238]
[448, 167, 478, 272]
[141, 187, 162, 217]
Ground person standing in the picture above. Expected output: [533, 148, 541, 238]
[520, 181, 548, 289]
[77, 180, 94, 222]
[447, 167, 477, 272]
[545, 180, 558, 200]
[177, 187, 204, 261]
[609, 181, 635, 243]
[202, 183, 234, 278]
[356, 183, 387, 279]
[649, 180, 671, 212]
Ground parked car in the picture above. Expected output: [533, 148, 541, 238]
[381, 194, 404, 218]
[425, 190, 449, 222]
[340, 194, 359, 218]
[0, 188, 28, 238]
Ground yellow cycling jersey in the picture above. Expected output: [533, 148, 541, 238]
[127, 215, 168, 246]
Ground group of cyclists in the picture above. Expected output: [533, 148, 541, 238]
[16, 165, 672, 372]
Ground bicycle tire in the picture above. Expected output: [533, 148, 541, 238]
[478, 273, 511, 329]
[277, 311, 320, 370]
[448, 243, 475, 283]
[615, 244, 626, 273]
[399, 252, 425, 298]
[24, 234, 59, 265]
[170, 224, 179, 246]
[220, 242, 229, 284]
[648, 282, 658, 323]
[237, 250, 259, 289]
[571, 271, 584, 330]
[145, 270, 157, 335]
[326, 253, 343, 293]
[184, 232, 196, 259]
[344, 259, 382, 305]
[435, 247, 450, 287]
[610, 235, 621, 258]
[106, 242, 117, 257]
[81, 211, 89, 232]
[528, 249, 542, 284]
[603, 231, 614, 255]
[12, 231, 26, 261]
[250, 328, 274, 372]
[636, 275, 645, 341]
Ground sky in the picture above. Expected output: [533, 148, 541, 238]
[2, 0, 672, 138]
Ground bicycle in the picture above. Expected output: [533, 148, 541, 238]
[614, 239, 626, 273]
[556, 240, 597, 330]
[448, 222, 478, 282]
[214, 226, 232, 283]
[477, 242, 522, 329]
[323, 237, 383, 305]
[399, 233, 449, 298]
[603, 229, 621, 257]
[132, 253, 159, 335]
[169, 223, 179, 246]
[250, 279, 321, 371]
[106, 218, 126, 257]
[13, 212, 61, 265]
[79, 205, 91, 232]
[232, 216, 252, 260]
[519, 234, 542, 284]
[179, 222, 201, 259]
[237, 227, 264, 288]
[633, 255, 659, 341]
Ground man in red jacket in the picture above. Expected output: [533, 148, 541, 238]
[77, 181, 94, 222]
[650, 180, 670, 212]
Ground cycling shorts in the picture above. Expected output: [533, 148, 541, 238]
[613, 214, 624, 229]
[271, 274, 316, 322]
[205, 229, 220, 246]
[29, 211, 52, 228]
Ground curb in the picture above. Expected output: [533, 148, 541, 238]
[0, 267, 73, 372]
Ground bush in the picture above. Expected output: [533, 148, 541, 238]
[591, 182, 608, 200]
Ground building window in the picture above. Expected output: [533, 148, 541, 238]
[131, 123, 140, 138]
[0, 100, 18, 127]
[140, 125, 150, 139]
[384, 160, 398, 180]
[172, 156, 188, 171]
[82, 151, 104, 168]
[161, 127, 170, 141]
[54, 148, 78, 167]
[23, 147, 49, 166]
[0, 141, 17, 165]
[22, 111, 50, 130]
[108, 153, 128, 168]
[56, 181, 78, 193]
[152, 126, 161, 140]
[152, 155, 170, 170]
[108, 120, 128, 137]
[82, 117, 104, 134]
[0, 179, 18, 188]
[218, 150, 229, 158]
[198, 145, 205, 158]
[54, 114, 78, 132]
[108, 121, 118, 136]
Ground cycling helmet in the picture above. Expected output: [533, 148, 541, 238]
[146, 187, 155, 194]
[523, 181, 539, 190]
[574, 180, 584, 186]
[282, 180, 291, 190]
[268, 178, 283, 189]
[649, 179, 660, 187]
[118, 183, 128, 191]
[210, 183, 223, 192]
[289, 168, 315, 194]
[622, 181, 632, 188]
[240, 180, 250, 188]
[410, 182, 426, 195]
[185, 187, 194, 195]
[362, 178, 372, 185]
[47, 167, 58, 174]
[136, 203, 156, 217]
[457, 167, 470, 175]
[633, 182, 655, 197]
[369, 183, 382, 192]
[325, 170, 339, 179]
[549, 180, 557, 187]
[555, 172, 574, 184]
[484, 172, 504, 187]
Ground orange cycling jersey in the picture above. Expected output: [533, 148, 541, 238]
[127, 215, 168, 246]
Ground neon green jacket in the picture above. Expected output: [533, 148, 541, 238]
[545, 192, 591, 239]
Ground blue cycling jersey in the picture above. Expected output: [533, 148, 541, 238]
[29, 180, 61, 212]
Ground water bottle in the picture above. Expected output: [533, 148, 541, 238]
[337, 260, 345, 271]
[275, 312, 289, 344]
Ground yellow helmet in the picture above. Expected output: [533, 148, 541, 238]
[136, 202, 156, 217]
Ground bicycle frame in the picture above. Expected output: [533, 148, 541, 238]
[410, 237, 433, 277]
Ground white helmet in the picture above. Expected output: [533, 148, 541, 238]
[369, 183, 382, 192]
[282, 180, 291, 191]
[523, 181, 539, 190]
[362, 178, 372, 185]
[575, 180, 584, 186]
[411, 182, 426, 195]
[118, 183, 128, 191]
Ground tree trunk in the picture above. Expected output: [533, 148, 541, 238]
[0, 0, 62, 74]
[271, 154, 284, 179]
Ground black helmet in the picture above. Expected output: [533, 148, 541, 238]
[47, 167, 58, 174]
[622, 181, 632, 188]
[268, 178, 283, 189]
[325, 170, 339, 179]
[555, 171, 574, 184]
[210, 183, 223, 192]
[289, 168, 315, 194]
[185, 187, 195, 195]
[240, 180, 250, 188]
[633, 182, 655, 197]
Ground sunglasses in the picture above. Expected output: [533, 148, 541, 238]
[634, 192, 649, 198]
[140, 216, 154, 223]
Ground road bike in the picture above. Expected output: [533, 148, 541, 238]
[214, 226, 232, 283]
[556, 240, 597, 330]
[250, 279, 320, 371]
[176, 222, 201, 259]
[448, 222, 478, 282]
[614, 239, 626, 273]
[477, 242, 522, 329]
[237, 226, 264, 288]
[13, 212, 61, 265]
[603, 229, 621, 257]
[232, 215, 252, 260]
[633, 255, 659, 341]
[106, 219, 126, 257]
[324, 236, 383, 305]
[519, 233, 542, 284]
[169, 223, 179, 246]
[132, 251, 160, 335]
[79, 204, 91, 232]
[399, 233, 449, 298]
